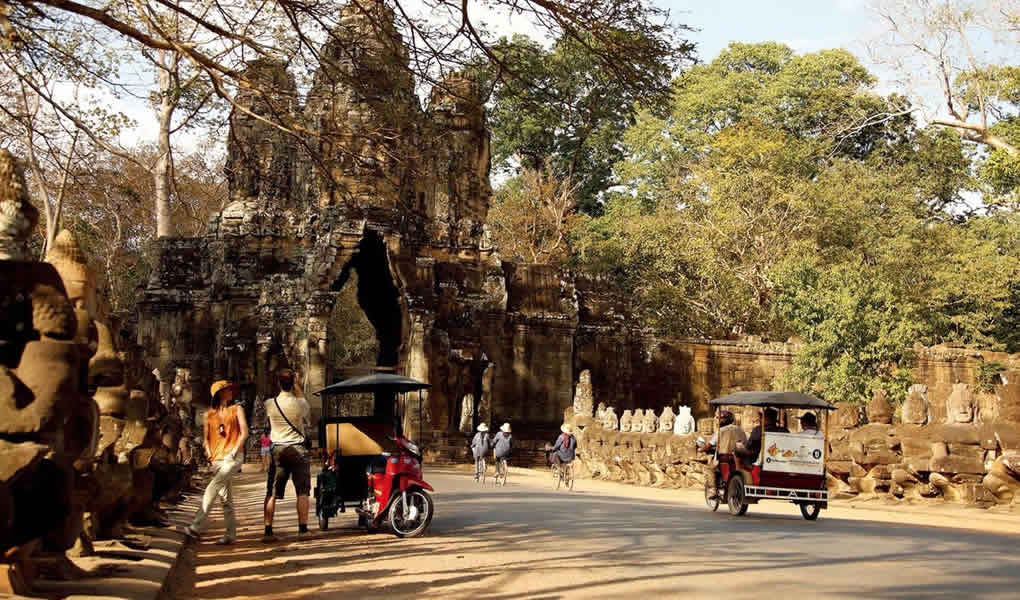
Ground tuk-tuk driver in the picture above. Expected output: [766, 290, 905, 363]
[697, 410, 745, 499]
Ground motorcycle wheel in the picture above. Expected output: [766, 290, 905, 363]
[727, 476, 749, 516]
[704, 478, 720, 512]
[389, 488, 434, 538]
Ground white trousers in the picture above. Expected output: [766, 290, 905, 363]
[190, 456, 241, 539]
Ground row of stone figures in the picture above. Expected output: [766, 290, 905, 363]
[570, 369, 697, 434]
[0, 150, 195, 594]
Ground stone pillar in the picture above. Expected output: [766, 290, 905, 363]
[403, 311, 431, 440]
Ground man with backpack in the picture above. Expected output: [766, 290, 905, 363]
[262, 369, 311, 542]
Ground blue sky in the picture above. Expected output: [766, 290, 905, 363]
[664, 0, 876, 66]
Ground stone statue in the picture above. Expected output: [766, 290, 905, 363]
[572, 369, 594, 418]
[0, 152, 82, 590]
[867, 388, 893, 424]
[170, 367, 193, 406]
[643, 408, 658, 434]
[833, 402, 860, 429]
[902, 384, 929, 425]
[674, 405, 696, 435]
[946, 383, 976, 424]
[631, 409, 644, 433]
[619, 409, 633, 433]
[982, 452, 1020, 503]
[595, 402, 607, 423]
[459, 394, 474, 433]
[603, 406, 619, 431]
[658, 406, 675, 432]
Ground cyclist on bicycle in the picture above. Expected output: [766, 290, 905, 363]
[550, 423, 576, 475]
[471, 423, 491, 481]
[493, 422, 513, 478]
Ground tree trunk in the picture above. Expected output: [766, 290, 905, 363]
[155, 67, 174, 238]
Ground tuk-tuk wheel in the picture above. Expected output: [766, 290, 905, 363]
[318, 515, 328, 531]
[800, 503, 821, 521]
[727, 476, 749, 516]
[704, 477, 720, 512]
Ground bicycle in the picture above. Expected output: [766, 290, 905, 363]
[474, 456, 487, 484]
[554, 461, 574, 491]
[493, 457, 509, 486]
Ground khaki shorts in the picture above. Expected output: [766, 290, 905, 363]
[267, 444, 311, 499]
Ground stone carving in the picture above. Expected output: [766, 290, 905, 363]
[0, 149, 37, 261]
[903, 384, 929, 425]
[867, 389, 892, 424]
[834, 402, 860, 429]
[658, 406, 675, 432]
[0, 154, 83, 592]
[947, 383, 976, 424]
[642, 408, 658, 433]
[674, 405, 696, 435]
[631, 409, 644, 433]
[602, 406, 619, 431]
[595, 402, 607, 423]
[619, 409, 633, 433]
[982, 452, 1020, 503]
[572, 369, 593, 418]
[459, 394, 474, 434]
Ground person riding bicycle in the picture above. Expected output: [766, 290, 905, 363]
[550, 423, 577, 476]
[492, 422, 513, 481]
[471, 423, 491, 481]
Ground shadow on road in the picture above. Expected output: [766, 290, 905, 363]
[184, 470, 1020, 599]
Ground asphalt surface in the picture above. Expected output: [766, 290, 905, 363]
[180, 466, 1020, 599]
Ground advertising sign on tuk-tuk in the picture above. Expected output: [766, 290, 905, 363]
[762, 433, 825, 475]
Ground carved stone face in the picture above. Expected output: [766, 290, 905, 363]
[867, 389, 892, 424]
[603, 407, 618, 431]
[947, 383, 976, 424]
[902, 384, 929, 425]
[579, 369, 591, 385]
[619, 409, 632, 432]
[90, 322, 129, 418]
[674, 405, 695, 434]
[658, 407, 675, 432]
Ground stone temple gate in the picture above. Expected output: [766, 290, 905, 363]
[136, 1, 797, 441]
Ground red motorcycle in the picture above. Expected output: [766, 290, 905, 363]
[314, 373, 435, 537]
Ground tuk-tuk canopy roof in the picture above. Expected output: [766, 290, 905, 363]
[316, 373, 431, 395]
[709, 391, 835, 410]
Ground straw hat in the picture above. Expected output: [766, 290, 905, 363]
[500, 423, 512, 433]
[209, 380, 238, 401]
[561, 423, 573, 434]
[477, 423, 489, 432]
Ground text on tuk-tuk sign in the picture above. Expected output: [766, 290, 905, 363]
[762, 433, 825, 475]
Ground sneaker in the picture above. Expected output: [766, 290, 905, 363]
[215, 536, 236, 545]
[180, 526, 200, 541]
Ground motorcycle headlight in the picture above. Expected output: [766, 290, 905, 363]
[404, 440, 420, 456]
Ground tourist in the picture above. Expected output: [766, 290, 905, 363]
[471, 423, 491, 481]
[493, 422, 513, 469]
[799, 412, 823, 437]
[738, 407, 788, 460]
[260, 428, 272, 472]
[263, 369, 312, 542]
[183, 380, 248, 545]
[550, 423, 576, 474]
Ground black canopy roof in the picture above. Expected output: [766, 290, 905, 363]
[316, 373, 431, 395]
[709, 391, 835, 410]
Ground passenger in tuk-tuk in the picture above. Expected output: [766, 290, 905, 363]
[798, 412, 822, 437]
[738, 407, 788, 462]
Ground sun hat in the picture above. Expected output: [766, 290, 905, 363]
[500, 423, 512, 433]
[477, 423, 489, 432]
[209, 380, 238, 401]
[561, 423, 573, 434]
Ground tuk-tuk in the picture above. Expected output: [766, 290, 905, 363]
[703, 391, 834, 520]
[313, 373, 434, 537]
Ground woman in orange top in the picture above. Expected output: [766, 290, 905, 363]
[183, 380, 248, 544]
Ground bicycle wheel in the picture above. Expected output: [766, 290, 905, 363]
[555, 465, 563, 490]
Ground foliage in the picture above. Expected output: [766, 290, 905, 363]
[489, 166, 580, 265]
[481, 32, 690, 215]
[975, 361, 1008, 394]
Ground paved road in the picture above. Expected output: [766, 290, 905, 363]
[180, 466, 1020, 599]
